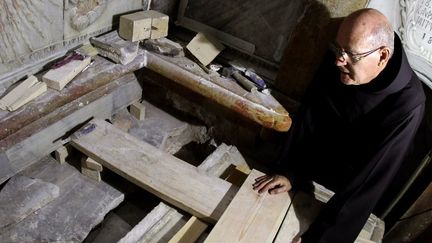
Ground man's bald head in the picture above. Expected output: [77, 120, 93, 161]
[334, 9, 395, 85]
[339, 8, 394, 57]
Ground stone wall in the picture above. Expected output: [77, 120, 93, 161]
[0, 0, 178, 96]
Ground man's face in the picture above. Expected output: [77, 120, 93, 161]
[334, 31, 383, 85]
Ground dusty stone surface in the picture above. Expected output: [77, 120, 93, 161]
[90, 31, 139, 65]
[0, 156, 124, 242]
[0, 176, 59, 233]
[128, 100, 209, 154]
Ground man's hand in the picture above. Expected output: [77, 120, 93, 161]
[292, 235, 301, 243]
[252, 174, 292, 194]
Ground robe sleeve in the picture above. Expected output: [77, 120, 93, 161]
[301, 104, 425, 243]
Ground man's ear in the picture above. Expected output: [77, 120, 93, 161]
[379, 47, 391, 66]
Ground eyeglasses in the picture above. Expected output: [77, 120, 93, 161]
[330, 42, 385, 63]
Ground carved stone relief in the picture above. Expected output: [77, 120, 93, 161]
[68, 0, 108, 31]
[400, 0, 432, 61]
[0, 0, 63, 66]
[400, 0, 432, 88]
[64, 0, 144, 40]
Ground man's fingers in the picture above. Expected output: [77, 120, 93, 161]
[252, 175, 271, 187]
[253, 178, 272, 192]
[253, 175, 270, 185]
[269, 185, 288, 194]
[254, 175, 269, 181]
[292, 235, 301, 243]
[258, 179, 280, 194]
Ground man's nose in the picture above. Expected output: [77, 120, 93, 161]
[335, 56, 347, 66]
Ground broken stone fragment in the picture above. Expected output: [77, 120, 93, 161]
[90, 31, 139, 65]
[143, 38, 184, 57]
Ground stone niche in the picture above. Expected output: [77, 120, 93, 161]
[0, 0, 148, 95]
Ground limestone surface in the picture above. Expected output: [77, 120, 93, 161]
[0, 176, 59, 233]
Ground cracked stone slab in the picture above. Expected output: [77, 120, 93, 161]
[128, 100, 209, 154]
[0, 156, 124, 242]
[0, 176, 59, 233]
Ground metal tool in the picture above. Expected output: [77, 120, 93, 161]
[222, 67, 257, 91]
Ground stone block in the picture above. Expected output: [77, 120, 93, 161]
[90, 31, 139, 65]
[146, 10, 169, 39]
[119, 11, 152, 42]
[81, 156, 103, 172]
[130, 101, 146, 120]
[54, 145, 70, 164]
[81, 166, 102, 182]
[186, 32, 224, 66]
[143, 38, 184, 57]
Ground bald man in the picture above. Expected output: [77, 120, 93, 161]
[253, 8, 426, 243]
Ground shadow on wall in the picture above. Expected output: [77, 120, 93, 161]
[275, 1, 333, 102]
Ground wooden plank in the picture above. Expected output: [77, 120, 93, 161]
[273, 191, 322, 243]
[0, 75, 38, 110]
[273, 190, 384, 243]
[205, 169, 291, 243]
[7, 82, 47, 111]
[0, 73, 141, 184]
[119, 142, 243, 242]
[43, 57, 91, 91]
[169, 216, 207, 243]
[70, 119, 235, 223]
[118, 202, 184, 243]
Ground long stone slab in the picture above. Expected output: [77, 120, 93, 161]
[0, 156, 124, 242]
[0, 176, 59, 233]
[0, 73, 142, 184]
[71, 119, 237, 223]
